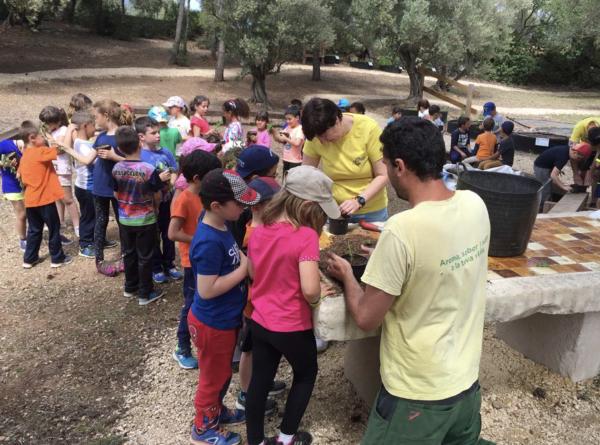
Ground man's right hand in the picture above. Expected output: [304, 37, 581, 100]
[325, 252, 353, 282]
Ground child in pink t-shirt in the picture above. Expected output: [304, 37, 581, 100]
[272, 105, 304, 174]
[245, 165, 338, 445]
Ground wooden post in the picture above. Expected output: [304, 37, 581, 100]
[465, 84, 474, 118]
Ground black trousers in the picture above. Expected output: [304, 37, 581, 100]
[24, 202, 65, 264]
[245, 319, 318, 445]
[152, 199, 176, 274]
[74, 186, 95, 249]
[119, 223, 156, 298]
[93, 195, 120, 262]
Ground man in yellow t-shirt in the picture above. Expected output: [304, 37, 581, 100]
[569, 118, 600, 204]
[326, 117, 494, 445]
[301, 98, 388, 222]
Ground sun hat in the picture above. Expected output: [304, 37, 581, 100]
[180, 137, 218, 156]
[162, 96, 186, 109]
[236, 145, 279, 179]
[147, 106, 168, 123]
[201, 169, 260, 206]
[284, 165, 341, 219]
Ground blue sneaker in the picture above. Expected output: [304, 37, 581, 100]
[190, 425, 241, 445]
[172, 348, 198, 369]
[168, 267, 183, 280]
[218, 407, 245, 426]
[19, 239, 26, 252]
[138, 290, 165, 306]
[79, 245, 95, 258]
[51, 255, 73, 268]
[153, 271, 167, 284]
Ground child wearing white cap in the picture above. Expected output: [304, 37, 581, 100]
[245, 165, 337, 445]
[163, 96, 191, 142]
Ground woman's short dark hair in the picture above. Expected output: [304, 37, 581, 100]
[300, 98, 342, 140]
[380, 117, 445, 181]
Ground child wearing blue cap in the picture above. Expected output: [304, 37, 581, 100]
[482, 102, 505, 138]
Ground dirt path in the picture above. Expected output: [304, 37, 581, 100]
[2, 65, 599, 119]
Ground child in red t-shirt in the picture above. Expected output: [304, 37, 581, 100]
[245, 166, 337, 445]
[190, 95, 212, 138]
[168, 150, 221, 369]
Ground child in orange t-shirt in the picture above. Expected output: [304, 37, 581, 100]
[473, 117, 498, 161]
[17, 121, 71, 269]
[168, 150, 221, 369]
[236, 176, 285, 413]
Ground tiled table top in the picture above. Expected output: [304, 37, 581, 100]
[488, 216, 600, 280]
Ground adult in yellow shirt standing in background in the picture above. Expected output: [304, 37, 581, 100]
[301, 98, 388, 222]
[326, 117, 495, 445]
[569, 117, 600, 205]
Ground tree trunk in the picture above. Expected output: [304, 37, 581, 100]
[312, 47, 321, 81]
[213, 0, 225, 82]
[63, 0, 78, 23]
[121, 0, 125, 14]
[400, 48, 422, 103]
[250, 67, 269, 108]
[182, 0, 191, 56]
[435, 65, 449, 91]
[170, 0, 186, 64]
[214, 36, 225, 81]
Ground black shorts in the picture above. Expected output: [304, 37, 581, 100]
[239, 317, 253, 352]
[283, 161, 302, 174]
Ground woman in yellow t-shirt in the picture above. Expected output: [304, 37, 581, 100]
[301, 98, 388, 222]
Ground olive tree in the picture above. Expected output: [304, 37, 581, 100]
[206, 0, 335, 105]
[351, 0, 514, 101]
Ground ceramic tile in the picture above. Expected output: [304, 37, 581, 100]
[527, 242, 546, 251]
[549, 256, 576, 265]
[531, 267, 558, 275]
[555, 234, 578, 241]
[581, 262, 600, 271]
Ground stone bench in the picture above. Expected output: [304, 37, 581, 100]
[315, 211, 600, 405]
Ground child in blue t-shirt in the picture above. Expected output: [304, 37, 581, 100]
[135, 116, 182, 284]
[92, 100, 133, 276]
[112, 126, 164, 306]
[0, 138, 26, 251]
[450, 116, 472, 163]
[188, 168, 260, 445]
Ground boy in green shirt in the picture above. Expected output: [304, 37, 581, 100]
[147, 106, 182, 157]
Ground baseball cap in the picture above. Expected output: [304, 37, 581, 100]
[162, 96, 186, 109]
[201, 169, 261, 206]
[147, 106, 168, 123]
[284, 165, 341, 219]
[236, 145, 280, 179]
[573, 142, 592, 158]
[180, 137, 218, 156]
[483, 102, 496, 116]
[248, 176, 281, 203]
[501, 121, 514, 135]
[337, 98, 350, 110]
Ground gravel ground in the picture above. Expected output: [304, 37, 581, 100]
[115, 326, 600, 445]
